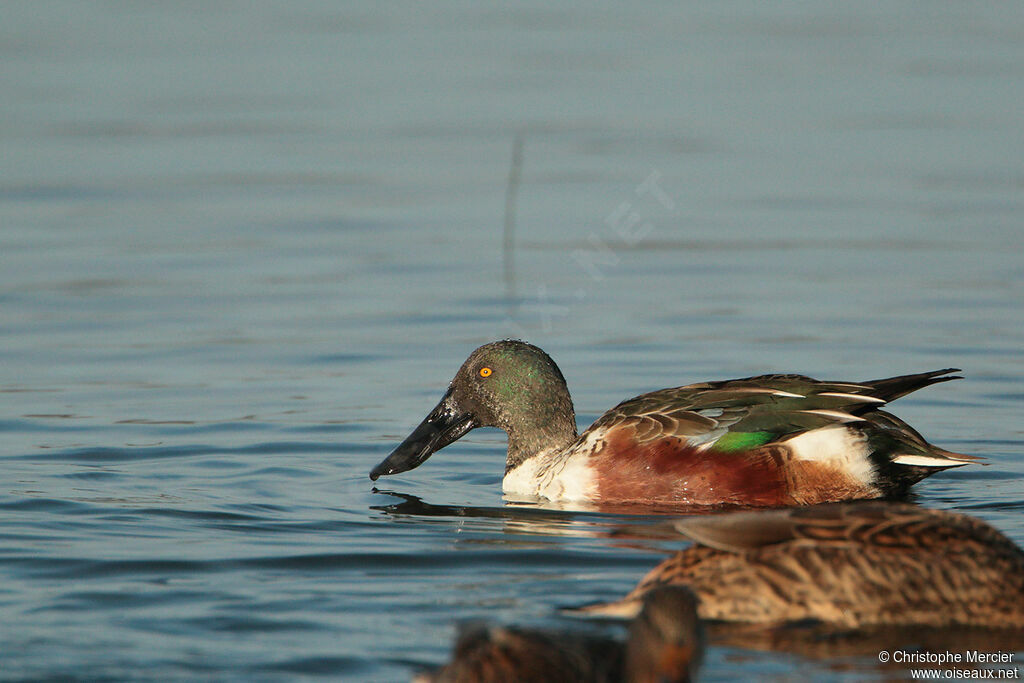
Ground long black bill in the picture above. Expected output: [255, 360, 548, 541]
[369, 388, 478, 481]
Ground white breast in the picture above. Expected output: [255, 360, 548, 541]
[502, 451, 596, 502]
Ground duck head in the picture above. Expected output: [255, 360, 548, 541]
[626, 586, 704, 683]
[370, 340, 577, 481]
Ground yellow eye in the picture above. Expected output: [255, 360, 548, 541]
[479, 367, 492, 378]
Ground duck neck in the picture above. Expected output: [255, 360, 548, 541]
[504, 407, 578, 473]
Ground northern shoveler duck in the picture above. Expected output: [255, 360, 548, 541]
[370, 340, 977, 507]
[577, 502, 1024, 629]
[416, 586, 703, 683]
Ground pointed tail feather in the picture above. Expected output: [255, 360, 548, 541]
[892, 448, 984, 468]
[930, 446, 985, 462]
[867, 410, 984, 469]
[864, 368, 962, 402]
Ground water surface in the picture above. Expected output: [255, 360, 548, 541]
[2, 2, 1022, 681]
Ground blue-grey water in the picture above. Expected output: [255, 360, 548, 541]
[2, 2, 1023, 681]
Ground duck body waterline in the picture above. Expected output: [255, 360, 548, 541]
[370, 341, 977, 507]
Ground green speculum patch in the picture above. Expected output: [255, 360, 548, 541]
[714, 430, 774, 451]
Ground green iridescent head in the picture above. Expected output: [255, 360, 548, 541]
[370, 340, 577, 480]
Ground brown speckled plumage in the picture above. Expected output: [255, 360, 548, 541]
[418, 586, 703, 683]
[589, 502, 1024, 630]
